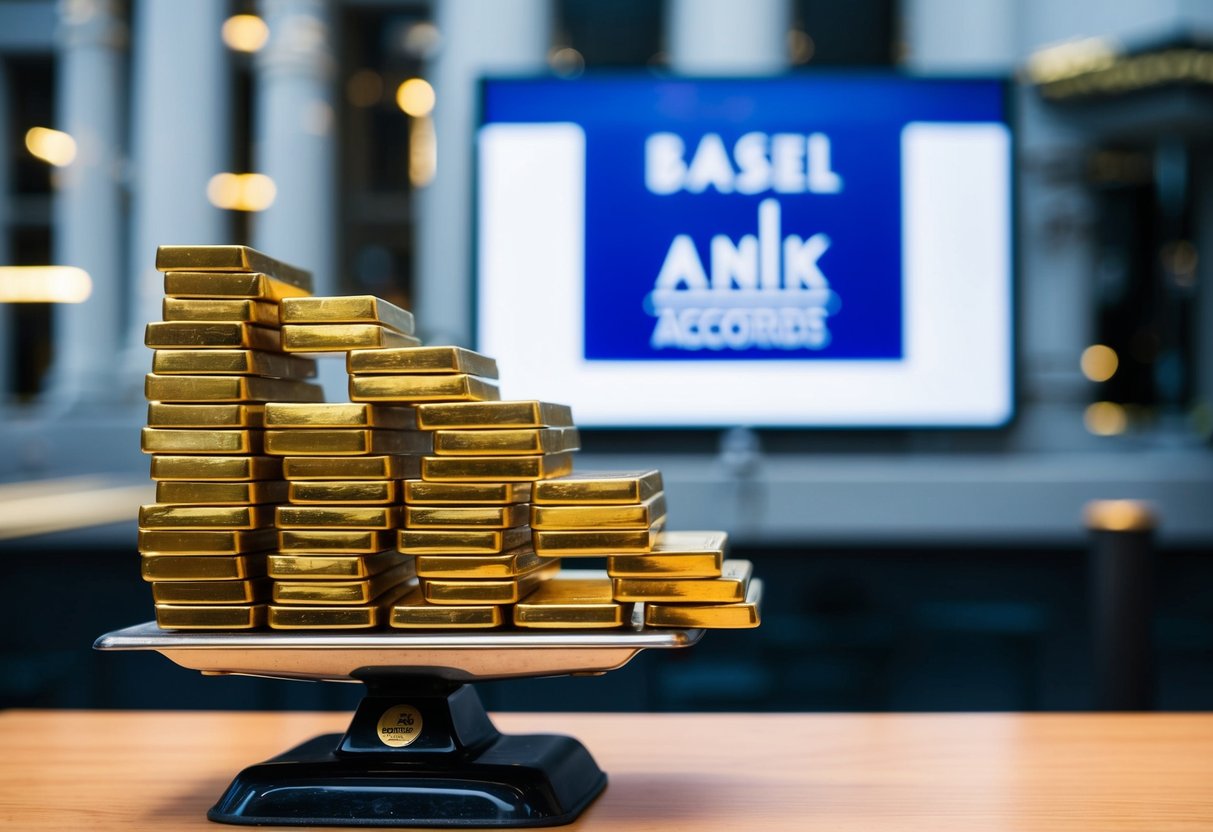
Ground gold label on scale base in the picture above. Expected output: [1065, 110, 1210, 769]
[376, 704, 423, 747]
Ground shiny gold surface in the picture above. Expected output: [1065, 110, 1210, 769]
[403, 480, 532, 505]
[419, 452, 573, 483]
[144, 321, 281, 351]
[140, 427, 262, 455]
[414, 400, 573, 430]
[414, 548, 551, 579]
[607, 552, 723, 578]
[267, 585, 411, 629]
[397, 525, 531, 554]
[150, 454, 282, 481]
[282, 454, 420, 481]
[138, 503, 277, 530]
[275, 505, 399, 530]
[421, 560, 559, 605]
[513, 578, 630, 629]
[152, 577, 272, 605]
[155, 602, 267, 630]
[152, 350, 316, 379]
[137, 528, 276, 555]
[531, 493, 667, 530]
[268, 550, 406, 579]
[532, 469, 664, 505]
[265, 402, 417, 429]
[613, 559, 752, 603]
[264, 428, 431, 456]
[281, 324, 420, 352]
[145, 374, 323, 403]
[162, 298, 280, 326]
[287, 480, 399, 505]
[644, 578, 762, 629]
[155, 245, 312, 291]
[431, 427, 580, 457]
[532, 522, 664, 555]
[155, 480, 288, 505]
[349, 374, 500, 403]
[277, 530, 393, 554]
[348, 346, 498, 378]
[146, 403, 265, 428]
[404, 504, 529, 529]
[163, 271, 310, 302]
[141, 553, 268, 581]
[1084, 499, 1157, 532]
[280, 296, 415, 334]
[272, 563, 416, 605]
[388, 587, 504, 629]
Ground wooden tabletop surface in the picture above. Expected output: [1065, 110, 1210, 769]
[0, 710, 1210, 830]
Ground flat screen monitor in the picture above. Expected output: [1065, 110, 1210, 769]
[476, 75, 1012, 427]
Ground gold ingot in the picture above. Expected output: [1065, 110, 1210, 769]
[141, 553, 267, 581]
[150, 455, 281, 481]
[138, 528, 276, 555]
[141, 427, 262, 455]
[419, 453, 573, 483]
[532, 493, 667, 531]
[513, 578, 630, 629]
[265, 402, 417, 429]
[264, 428, 431, 456]
[613, 559, 752, 603]
[431, 426, 580, 457]
[421, 560, 559, 605]
[267, 585, 412, 629]
[645, 578, 762, 629]
[398, 526, 531, 554]
[162, 298, 279, 326]
[155, 480, 288, 505]
[389, 587, 503, 629]
[415, 548, 552, 579]
[532, 469, 663, 505]
[145, 374, 323, 403]
[415, 400, 573, 429]
[403, 480, 532, 505]
[164, 271, 310, 302]
[280, 296, 415, 334]
[152, 349, 317, 379]
[152, 577, 271, 605]
[144, 321, 281, 351]
[282, 455, 420, 481]
[139, 503, 277, 530]
[275, 505, 399, 530]
[156, 245, 312, 291]
[147, 403, 265, 428]
[281, 324, 420, 353]
[269, 550, 406, 579]
[350, 374, 500, 403]
[533, 522, 664, 556]
[608, 530, 728, 577]
[288, 480, 399, 505]
[348, 346, 498, 378]
[404, 504, 529, 529]
[277, 530, 392, 554]
[272, 563, 416, 605]
[155, 603, 267, 630]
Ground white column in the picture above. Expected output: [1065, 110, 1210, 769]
[415, 0, 553, 347]
[49, 0, 126, 405]
[666, 0, 790, 75]
[252, 0, 336, 294]
[901, 0, 1016, 73]
[124, 0, 231, 390]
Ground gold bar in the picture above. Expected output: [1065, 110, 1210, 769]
[152, 350, 317, 379]
[282, 455, 420, 481]
[644, 578, 762, 629]
[141, 427, 262, 455]
[145, 374, 323, 403]
[431, 426, 580, 457]
[350, 374, 500, 403]
[138, 528, 277, 555]
[150, 455, 282, 481]
[139, 503, 278, 530]
[272, 563, 416, 605]
[152, 577, 272, 605]
[155, 480, 288, 505]
[141, 553, 268, 581]
[275, 505, 399, 530]
[162, 298, 280, 326]
[265, 402, 417, 430]
[613, 559, 753, 603]
[421, 560, 559, 605]
[281, 324, 420, 353]
[403, 480, 532, 505]
[532, 469, 664, 505]
[164, 271, 310, 301]
[513, 578, 631, 629]
[277, 530, 392, 554]
[280, 296, 415, 334]
[144, 321, 281, 351]
[264, 428, 431, 456]
[415, 400, 573, 429]
[404, 504, 529, 529]
[288, 480, 399, 505]
[532, 522, 664, 556]
[267, 585, 412, 629]
[606, 530, 729, 579]
[147, 403, 265, 428]
[269, 550, 407, 579]
[419, 453, 573, 483]
[389, 587, 503, 629]
[415, 549, 552, 579]
[348, 346, 498, 378]
[156, 245, 312, 291]
[398, 526, 531, 555]
[531, 493, 667, 531]
[155, 603, 267, 630]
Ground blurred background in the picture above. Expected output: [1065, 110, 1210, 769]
[1, 0, 1211, 714]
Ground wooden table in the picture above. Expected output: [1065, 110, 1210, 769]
[1, 710, 1210, 830]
